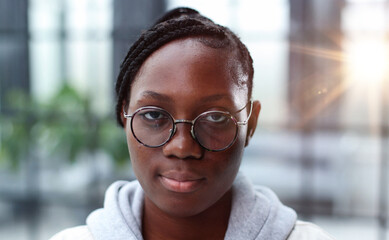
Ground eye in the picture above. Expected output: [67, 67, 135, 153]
[137, 109, 171, 129]
[142, 111, 167, 120]
[204, 112, 228, 123]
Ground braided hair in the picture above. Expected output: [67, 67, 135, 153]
[115, 7, 253, 127]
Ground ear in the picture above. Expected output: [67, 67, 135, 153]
[121, 100, 128, 128]
[245, 100, 261, 147]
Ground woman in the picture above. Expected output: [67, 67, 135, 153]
[51, 7, 335, 240]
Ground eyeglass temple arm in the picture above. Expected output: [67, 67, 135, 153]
[237, 100, 253, 126]
[123, 108, 132, 119]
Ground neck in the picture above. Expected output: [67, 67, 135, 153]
[142, 190, 232, 240]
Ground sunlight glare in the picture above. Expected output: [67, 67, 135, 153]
[345, 37, 388, 85]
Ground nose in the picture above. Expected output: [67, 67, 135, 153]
[162, 123, 203, 159]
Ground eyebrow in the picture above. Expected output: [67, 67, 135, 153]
[199, 94, 232, 103]
[140, 91, 173, 103]
[139, 91, 232, 104]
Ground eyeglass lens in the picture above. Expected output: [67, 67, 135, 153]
[131, 108, 238, 151]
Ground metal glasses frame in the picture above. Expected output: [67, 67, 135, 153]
[123, 100, 253, 152]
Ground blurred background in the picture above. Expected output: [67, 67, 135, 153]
[0, 0, 388, 239]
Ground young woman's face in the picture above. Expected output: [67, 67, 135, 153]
[124, 38, 258, 217]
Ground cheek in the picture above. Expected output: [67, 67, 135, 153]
[210, 134, 245, 187]
[125, 122, 145, 160]
[126, 129, 150, 178]
[224, 141, 244, 174]
[228, 127, 246, 161]
[126, 129, 162, 193]
[224, 132, 246, 175]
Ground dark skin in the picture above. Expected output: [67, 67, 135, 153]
[122, 38, 261, 240]
[142, 189, 232, 240]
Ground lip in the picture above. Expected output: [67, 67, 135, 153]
[159, 172, 205, 193]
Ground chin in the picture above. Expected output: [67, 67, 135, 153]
[162, 204, 204, 218]
[156, 192, 213, 218]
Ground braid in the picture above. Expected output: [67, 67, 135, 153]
[116, 19, 224, 94]
[115, 7, 254, 127]
[154, 7, 202, 24]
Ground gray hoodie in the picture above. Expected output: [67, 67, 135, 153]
[85, 173, 297, 240]
[49, 174, 336, 240]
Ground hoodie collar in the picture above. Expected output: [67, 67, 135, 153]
[87, 173, 296, 240]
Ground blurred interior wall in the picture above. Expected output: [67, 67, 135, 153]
[288, 0, 344, 129]
[288, 0, 344, 214]
[0, 0, 29, 112]
[113, 0, 166, 83]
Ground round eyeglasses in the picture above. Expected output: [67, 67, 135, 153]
[123, 101, 252, 152]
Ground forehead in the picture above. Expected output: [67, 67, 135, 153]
[129, 38, 249, 109]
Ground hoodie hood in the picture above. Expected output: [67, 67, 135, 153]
[86, 180, 144, 240]
[86, 173, 296, 240]
[225, 174, 297, 239]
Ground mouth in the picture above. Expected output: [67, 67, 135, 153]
[159, 172, 205, 193]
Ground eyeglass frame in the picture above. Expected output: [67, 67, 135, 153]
[123, 100, 253, 152]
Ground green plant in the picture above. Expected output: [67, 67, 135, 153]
[0, 84, 129, 169]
